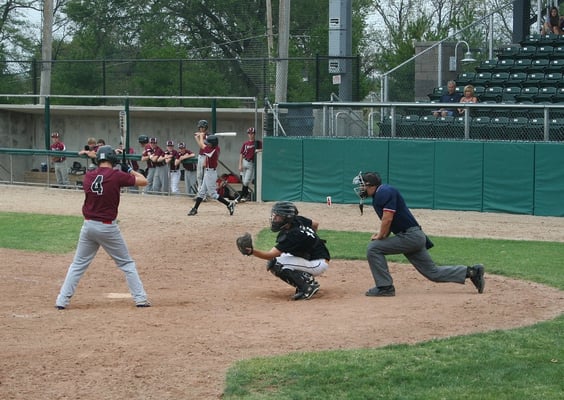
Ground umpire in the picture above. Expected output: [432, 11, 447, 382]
[353, 172, 485, 297]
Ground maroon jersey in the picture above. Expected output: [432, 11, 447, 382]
[50, 141, 66, 162]
[203, 145, 220, 169]
[82, 167, 136, 222]
[240, 139, 262, 161]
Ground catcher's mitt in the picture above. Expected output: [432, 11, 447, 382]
[236, 232, 253, 256]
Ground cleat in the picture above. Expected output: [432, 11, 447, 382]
[136, 300, 152, 308]
[468, 264, 485, 293]
[294, 284, 319, 300]
[187, 208, 197, 216]
[365, 285, 396, 297]
[227, 201, 236, 216]
[55, 305, 65, 310]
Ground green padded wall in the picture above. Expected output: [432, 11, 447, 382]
[534, 143, 564, 217]
[388, 141, 435, 209]
[262, 137, 303, 201]
[434, 141, 484, 211]
[483, 142, 535, 214]
[262, 137, 563, 216]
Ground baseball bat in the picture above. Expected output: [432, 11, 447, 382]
[214, 132, 237, 137]
[119, 110, 127, 163]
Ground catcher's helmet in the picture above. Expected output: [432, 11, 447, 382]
[204, 135, 219, 147]
[138, 135, 149, 144]
[353, 172, 381, 199]
[270, 201, 299, 232]
[247, 127, 256, 135]
[96, 145, 119, 166]
[197, 119, 209, 129]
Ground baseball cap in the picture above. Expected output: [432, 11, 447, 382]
[149, 137, 158, 144]
[178, 142, 186, 148]
[51, 132, 60, 138]
[166, 140, 174, 146]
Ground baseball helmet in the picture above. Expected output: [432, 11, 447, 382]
[96, 145, 119, 166]
[166, 140, 174, 146]
[353, 171, 381, 199]
[51, 132, 60, 138]
[178, 142, 186, 148]
[138, 135, 149, 144]
[204, 135, 219, 147]
[197, 119, 209, 129]
[270, 201, 299, 232]
[247, 127, 256, 135]
[149, 137, 158, 144]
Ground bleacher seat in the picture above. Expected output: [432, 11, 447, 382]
[433, 115, 457, 138]
[416, 115, 437, 138]
[475, 59, 497, 72]
[520, 34, 540, 47]
[480, 86, 503, 103]
[511, 58, 533, 73]
[515, 87, 539, 102]
[540, 72, 562, 87]
[456, 72, 475, 86]
[534, 87, 558, 103]
[490, 72, 510, 86]
[545, 59, 564, 73]
[550, 46, 564, 60]
[490, 116, 510, 140]
[397, 115, 420, 137]
[505, 116, 529, 140]
[505, 72, 528, 86]
[378, 115, 401, 137]
[496, 45, 520, 60]
[515, 46, 537, 59]
[524, 117, 545, 140]
[522, 72, 544, 87]
[471, 116, 491, 139]
[494, 59, 514, 72]
[534, 45, 554, 58]
[539, 33, 559, 45]
[528, 58, 549, 73]
[427, 87, 445, 101]
[552, 87, 564, 103]
[502, 86, 521, 102]
[549, 118, 564, 140]
[473, 72, 492, 86]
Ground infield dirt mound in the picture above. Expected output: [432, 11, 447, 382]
[0, 185, 563, 399]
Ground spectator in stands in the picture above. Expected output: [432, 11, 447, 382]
[542, 6, 564, 35]
[457, 85, 479, 116]
[432, 80, 462, 117]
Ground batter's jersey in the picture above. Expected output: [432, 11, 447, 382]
[203, 145, 220, 169]
[82, 167, 136, 222]
[275, 216, 330, 260]
[371, 184, 419, 234]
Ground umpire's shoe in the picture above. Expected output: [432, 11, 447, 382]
[365, 285, 396, 297]
[187, 208, 197, 216]
[467, 264, 485, 293]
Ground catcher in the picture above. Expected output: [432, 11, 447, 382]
[236, 201, 330, 300]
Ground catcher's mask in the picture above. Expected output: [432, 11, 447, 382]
[353, 171, 381, 199]
[270, 201, 299, 232]
[96, 145, 119, 166]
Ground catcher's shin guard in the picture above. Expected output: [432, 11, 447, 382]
[267, 261, 311, 292]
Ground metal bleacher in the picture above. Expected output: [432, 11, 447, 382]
[402, 33, 564, 141]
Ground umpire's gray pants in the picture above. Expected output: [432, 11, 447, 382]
[366, 227, 467, 287]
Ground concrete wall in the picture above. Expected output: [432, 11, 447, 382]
[0, 105, 260, 180]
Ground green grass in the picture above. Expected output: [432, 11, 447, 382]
[0, 212, 82, 253]
[225, 229, 564, 399]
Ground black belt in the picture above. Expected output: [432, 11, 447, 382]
[205, 168, 216, 170]
[244, 158, 254, 162]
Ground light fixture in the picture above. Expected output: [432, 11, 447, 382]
[449, 40, 477, 71]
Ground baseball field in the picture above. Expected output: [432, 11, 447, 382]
[0, 185, 563, 399]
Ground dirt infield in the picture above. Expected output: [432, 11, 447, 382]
[1, 185, 563, 399]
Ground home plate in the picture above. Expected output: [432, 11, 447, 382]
[105, 293, 131, 299]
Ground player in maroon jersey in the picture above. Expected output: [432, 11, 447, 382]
[49, 132, 70, 187]
[55, 145, 151, 309]
[238, 127, 262, 201]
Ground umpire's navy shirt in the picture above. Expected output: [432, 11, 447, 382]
[372, 184, 419, 234]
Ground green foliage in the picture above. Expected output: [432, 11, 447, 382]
[0, 212, 82, 253]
